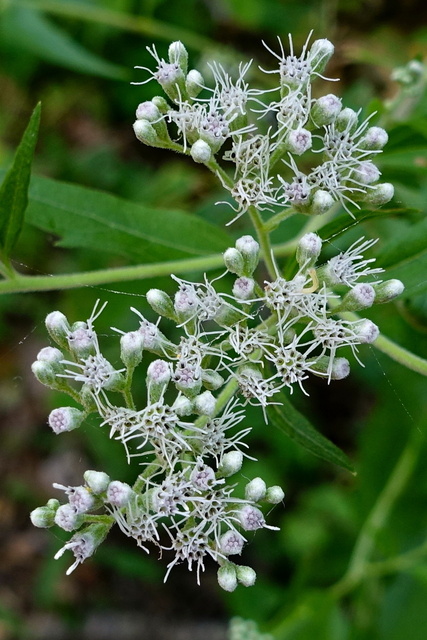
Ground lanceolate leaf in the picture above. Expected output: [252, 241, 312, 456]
[268, 393, 355, 473]
[374, 217, 427, 296]
[0, 5, 128, 80]
[0, 103, 41, 260]
[24, 175, 233, 263]
[319, 207, 415, 245]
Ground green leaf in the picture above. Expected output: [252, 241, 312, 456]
[319, 207, 415, 244]
[23, 174, 232, 262]
[375, 217, 427, 295]
[272, 591, 350, 640]
[268, 393, 355, 473]
[0, 103, 41, 260]
[0, 5, 128, 80]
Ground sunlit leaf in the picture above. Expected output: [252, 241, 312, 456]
[23, 174, 232, 262]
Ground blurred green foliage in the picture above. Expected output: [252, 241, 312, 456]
[1, 1, 427, 639]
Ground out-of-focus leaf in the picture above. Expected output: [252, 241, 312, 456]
[23, 174, 232, 262]
[0, 103, 41, 260]
[96, 545, 163, 582]
[271, 591, 349, 640]
[379, 574, 427, 640]
[0, 5, 128, 79]
[375, 217, 427, 295]
[268, 393, 355, 473]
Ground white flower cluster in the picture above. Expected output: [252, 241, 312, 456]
[132, 35, 394, 223]
[30, 233, 403, 587]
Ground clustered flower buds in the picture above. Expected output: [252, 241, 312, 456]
[132, 34, 393, 223]
[31, 229, 403, 587]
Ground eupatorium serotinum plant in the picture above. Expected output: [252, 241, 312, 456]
[30, 33, 406, 593]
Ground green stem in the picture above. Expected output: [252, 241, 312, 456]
[367, 539, 427, 578]
[18, 0, 213, 52]
[0, 255, 18, 279]
[247, 205, 277, 280]
[374, 333, 427, 377]
[336, 308, 427, 377]
[264, 207, 297, 232]
[122, 367, 136, 410]
[133, 461, 163, 493]
[330, 426, 422, 599]
[0, 254, 226, 294]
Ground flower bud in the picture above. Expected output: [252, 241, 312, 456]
[30, 505, 57, 528]
[233, 277, 256, 301]
[151, 96, 169, 113]
[335, 283, 376, 312]
[335, 108, 358, 133]
[48, 407, 85, 434]
[173, 361, 202, 397]
[296, 232, 322, 268]
[363, 183, 394, 207]
[359, 126, 388, 150]
[146, 289, 176, 321]
[133, 119, 160, 147]
[136, 316, 173, 355]
[174, 287, 198, 323]
[84, 470, 111, 494]
[236, 565, 257, 587]
[201, 369, 224, 391]
[353, 319, 379, 343]
[218, 450, 243, 477]
[54, 504, 83, 532]
[186, 69, 204, 98]
[147, 359, 171, 402]
[311, 356, 351, 380]
[36, 347, 65, 378]
[107, 481, 133, 507]
[190, 139, 212, 163]
[310, 189, 334, 215]
[373, 279, 405, 303]
[69, 486, 95, 514]
[217, 564, 238, 592]
[235, 235, 260, 275]
[190, 464, 215, 490]
[135, 101, 161, 122]
[352, 161, 381, 185]
[285, 128, 312, 155]
[55, 522, 111, 575]
[31, 360, 57, 388]
[245, 477, 267, 502]
[194, 390, 216, 417]
[265, 485, 285, 504]
[45, 311, 70, 348]
[168, 41, 188, 74]
[311, 94, 342, 126]
[310, 38, 334, 75]
[67, 322, 96, 359]
[237, 505, 266, 531]
[172, 394, 193, 416]
[120, 331, 144, 368]
[219, 530, 245, 556]
[223, 247, 245, 276]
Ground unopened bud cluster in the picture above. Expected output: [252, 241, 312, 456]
[133, 34, 393, 223]
[30, 232, 402, 586]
